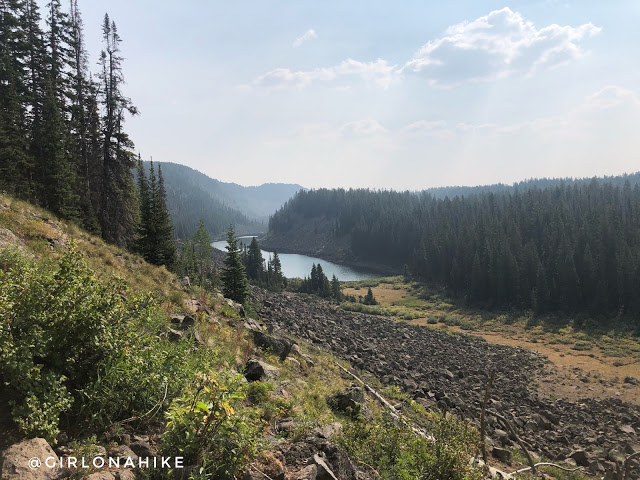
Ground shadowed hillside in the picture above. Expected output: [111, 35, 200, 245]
[146, 162, 302, 238]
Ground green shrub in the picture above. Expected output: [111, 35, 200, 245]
[79, 327, 221, 429]
[572, 340, 592, 351]
[338, 412, 482, 480]
[161, 372, 262, 478]
[0, 244, 133, 440]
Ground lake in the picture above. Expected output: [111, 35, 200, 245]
[211, 236, 375, 281]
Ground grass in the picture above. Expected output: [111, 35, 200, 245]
[339, 275, 640, 369]
[0, 194, 181, 297]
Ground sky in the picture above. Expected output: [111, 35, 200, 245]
[71, 1, 640, 189]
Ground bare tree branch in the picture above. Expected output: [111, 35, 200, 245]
[480, 370, 495, 466]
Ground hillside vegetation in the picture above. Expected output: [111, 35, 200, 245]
[0, 195, 485, 480]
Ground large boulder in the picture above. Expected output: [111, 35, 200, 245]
[283, 431, 360, 480]
[252, 330, 294, 361]
[569, 449, 591, 467]
[327, 386, 367, 418]
[244, 358, 280, 382]
[1, 438, 61, 480]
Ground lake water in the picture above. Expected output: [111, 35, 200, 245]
[211, 236, 375, 281]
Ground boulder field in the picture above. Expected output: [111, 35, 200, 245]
[251, 287, 640, 476]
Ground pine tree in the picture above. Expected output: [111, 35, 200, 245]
[221, 225, 249, 303]
[331, 274, 341, 300]
[68, 0, 99, 232]
[153, 164, 176, 267]
[363, 287, 377, 305]
[310, 263, 318, 291]
[193, 220, 212, 285]
[0, 42, 33, 196]
[136, 156, 152, 260]
[269, 251, 284, 291]
[37, 78, 78, 219]
[245, 237, 263, 280]
[98, 13, 138, 248]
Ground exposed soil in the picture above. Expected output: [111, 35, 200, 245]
[466, 330, 640, 405]
[347, 283, 640, 405]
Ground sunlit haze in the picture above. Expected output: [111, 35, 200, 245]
[72, 1, 640, 189]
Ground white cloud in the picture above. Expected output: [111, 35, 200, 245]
[247, 7, 600, 91]
[401, 120, 454, 139]
[403, 7, 601, 86]
[249, 58, 398, 90]
[340, 119, 388, 137]
[293, 29, 318, 47]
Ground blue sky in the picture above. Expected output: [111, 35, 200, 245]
[74, 1, 640, 189]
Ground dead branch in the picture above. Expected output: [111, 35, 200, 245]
[623, 451, 640, 480]
[487, 408, 537, 477]
[480, 370, 495, 466]
[515, 462, 581, 474]
[332, 361, 434, 441]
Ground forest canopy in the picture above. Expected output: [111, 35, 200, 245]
[269, 175, 640, 319]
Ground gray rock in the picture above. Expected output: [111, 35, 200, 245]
[244, 358, 280, 381]
[569, 449, 590, 467]
[313, 454, 339, 480]
[181, 315, 196, 329]
[312, 423, 343, 441]
[492, 446, 512, 463]
[85, 473, 116, 480]
[327, 386, 366, 418]
[107, 445, 138, 462]
[167, 327, 183, 342]
[252, 330, 294, 361]
[129, 439, 156, 458]
[1, 438, 60, 480]
[300, 353, 315, 367]
[441, 369, 455, 381]
[115, 470, 136, 480]
[290, 464, 318, 480]
[286, 357, 302, 370]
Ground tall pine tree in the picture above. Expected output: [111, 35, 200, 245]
[221, 225, 249, 303]
[98, 13, 138, 248]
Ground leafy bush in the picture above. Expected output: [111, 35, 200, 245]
[0, 244, 133, 440]
[338, 412, 483, 480]
[79, 326, 221, 429]
[161, 372, 262, 478]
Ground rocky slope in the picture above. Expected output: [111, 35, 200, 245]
[251, 287, 640, 477]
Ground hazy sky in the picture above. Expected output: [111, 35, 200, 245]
[73, 1, 640, 189]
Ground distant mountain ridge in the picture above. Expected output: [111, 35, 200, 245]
[144, 161, 302, 238]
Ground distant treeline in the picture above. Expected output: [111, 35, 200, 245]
[269, 175, 640, 319]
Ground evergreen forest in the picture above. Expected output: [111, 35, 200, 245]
[269, 176, 640, 320]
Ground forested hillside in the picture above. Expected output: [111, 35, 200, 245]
[0, 2, 140, 248]
[268, 174, 640, 319]
[137, 162, 251, 238]
[151, 161, 302, 238]
[425, 173, 640, 199]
